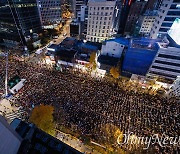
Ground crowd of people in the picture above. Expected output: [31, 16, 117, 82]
[0, 57, 179, 153]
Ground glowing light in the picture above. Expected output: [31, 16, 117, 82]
[168, 18, 180, 45]
[128, 0, 132, 5]
[176, 4, 180, 9]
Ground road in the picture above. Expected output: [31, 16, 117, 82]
[53, 19, 71, 45]
[28, 19, 71, 64]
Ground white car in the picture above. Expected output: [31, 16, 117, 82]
[53, 36, 58, 39]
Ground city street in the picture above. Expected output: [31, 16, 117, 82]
[53, 19, 71, 45]
[28, 19, 71, 65]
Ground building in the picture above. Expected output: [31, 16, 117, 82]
[70, 21, 80, 38]
[167, 76, 180, 98]
[150, 0, 180, 39]
[79, 5, 88, 39]
[86, 0, 117, 42]
[124, 0, 147, 35]
[74, 0, 87, 19]
[70, 5, 88, 39]
[0, 116, 81, 154]
[147, 18, 180, 81]
[11, 118, 81, 154]
[0, 115, 22, 154]
[101, 37, 129, 58]
[0, 0, 42, 45]
[145, 0, 163, 11]
[37, 0, 61, 29]
[147, 41, 180, 80]
[117, 0, 136, 35]
[98, 55, 120, 72]
[122, 38, 159, 77]
[138, 11, 157, 37]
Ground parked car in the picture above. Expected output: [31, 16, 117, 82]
[53, 36, 58, 39]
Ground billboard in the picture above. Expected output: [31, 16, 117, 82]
[168, 18, 180, 45]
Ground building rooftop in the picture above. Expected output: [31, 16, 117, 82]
[105, 37, 129, 46]
[60, 37, 77, 49]
[55, 48, 77, 62]
[130, 37, 161, 51]
[98, 55, 119, 66]
[11, 119, 82, 154]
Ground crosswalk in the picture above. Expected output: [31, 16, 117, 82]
[5, 109, 27, 122]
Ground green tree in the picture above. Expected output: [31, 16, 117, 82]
[30, 104, 55, 136]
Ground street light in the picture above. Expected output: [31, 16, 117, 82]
[0, 50, 8, 97]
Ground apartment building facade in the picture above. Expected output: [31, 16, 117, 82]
[86, 0, 117, 42]
[37, 0, 61, 28]
[150, 0, 180, 39]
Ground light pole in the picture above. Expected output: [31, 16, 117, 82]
[5, 51, 8, 97]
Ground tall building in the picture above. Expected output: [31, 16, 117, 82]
[117, 0, 136, 35]
[145, 0, 163, 11]
[0, 116, 82, 154]
[167, 76, 180, 98]
[74, 0, 87, 19]
[138, 10, 157, 37]
[0, 115, 22, 154]
[150, 0, 180, 39]
[86, 0, 117, 42]
[37, 0, 61, 29]
[122, 38, 158, 77]
[0, 0, 42, 45]
[147, 18, 180, 81]
[124, 0, 147, 34]
[79, 5, 88, 39]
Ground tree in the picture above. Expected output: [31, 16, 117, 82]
[110, 67, 120, 79]
[48, 29, 59, 36]
[99, 124, 125, 153]
[41, 37, 49, 46]
[29, 104, 55, 136]
[85, 52, 97, 73]
[27, 39, 35, 52]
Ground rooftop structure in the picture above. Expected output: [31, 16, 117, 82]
[60, 37, 78, 49]
[101, 37, 129, 58]
[122, 38, 159, 77]
[55, 48, 77, 63]
[10, 118, 82, 154]
[98, 55, 119, 72]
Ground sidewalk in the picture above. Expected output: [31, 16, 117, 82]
[56, 130, 99, 154]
